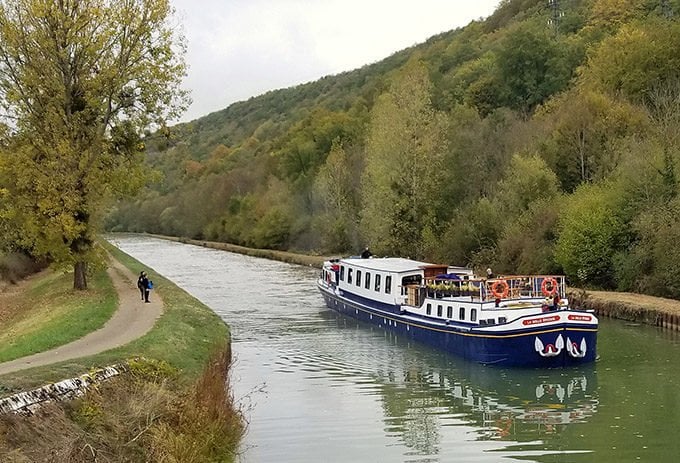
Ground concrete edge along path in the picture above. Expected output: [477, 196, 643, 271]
[0, 256, 163, 376]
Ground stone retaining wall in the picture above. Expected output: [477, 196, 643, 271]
[569, 291, 680, 332]
[0, 364, 128, 415]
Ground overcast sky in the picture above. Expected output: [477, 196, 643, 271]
[170, 0, 501, 123]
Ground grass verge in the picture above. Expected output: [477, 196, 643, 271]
[0, 241, 230, 391]
[151, 233, 328, 267]
[0, 243, 244, 462]
[0, 269, 116, 363]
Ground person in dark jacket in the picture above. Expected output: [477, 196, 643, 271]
[137, 271, 146, 301]
[140, 272, 151, 303]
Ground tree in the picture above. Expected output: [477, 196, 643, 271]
[0, 0, 188, 289]
[495, 153, 560, 212]
[312, 139, 357, 252]
[360, 58, 449, 258]
[495, 22, 573, 116]
[584, 20, 680, 104]
[538, 88, 649, 191]
[554, 182, 625, 287]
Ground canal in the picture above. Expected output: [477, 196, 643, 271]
[110, 235, 680, 462]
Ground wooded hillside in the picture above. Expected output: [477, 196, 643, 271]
[107, 0, 680, 298]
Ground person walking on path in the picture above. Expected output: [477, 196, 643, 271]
[137, 271, 146, 301]
[140, 273, 152, 303]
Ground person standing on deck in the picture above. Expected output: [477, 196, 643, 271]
[553, 294, 561, 311]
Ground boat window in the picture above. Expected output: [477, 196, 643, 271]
[459, 307, 465, 320]
[375, 274, 381, 292]
[402, 274, 422, 286]
[356, 270, 362, 287]
[437, 305, 443, 317]
[498, 317, 507, 324]
[471, 309, 477, 322]
[385, 276, 392, 294]
[340, 266, 345, 281]
[365, 272, 371, 289]
[447, 306, 453, 318]
[426, 303, 432, 315]
[348, 268, 353, 284]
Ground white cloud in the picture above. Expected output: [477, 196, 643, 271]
[171, 0, 500, 122]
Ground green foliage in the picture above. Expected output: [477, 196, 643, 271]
[494, 21, 576, 115]
[251, 207, 292, 250]
[312, 139, 359, 251]
[496, 153, 560, 212]
[585, 19, 680, 104]
[100, 0, 680, 299]
[435, 197, 504, 265]
[274, 108, 364, 184]
[128, 357, 180, 382]
[555, 183, 626, 286]
[623, 200, 680, 296]
[537, 88, 650, 191]
[0, 0, 188, 289]
[361, 59, 449, 258]
[495, 199, 562, 274]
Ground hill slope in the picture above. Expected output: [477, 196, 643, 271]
[107, 0, 680, 299]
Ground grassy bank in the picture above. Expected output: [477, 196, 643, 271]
[0, 242, 231, 391]
[0, 269, 116, 363]
[0, 243, 244, 462]
[150, 233, 328, 267]
[0, 345, 244, 462]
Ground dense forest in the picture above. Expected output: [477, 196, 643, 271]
[108, 0, 680, 298]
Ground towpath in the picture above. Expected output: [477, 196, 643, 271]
[0, 257, 163, 376]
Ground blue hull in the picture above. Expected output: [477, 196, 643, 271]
[320, 287, 597, 368]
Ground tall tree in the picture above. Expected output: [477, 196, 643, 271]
[0, 0, 188, 289]
[360, 58, 448, 258]
[495, 22, 574, 116]
[313, 139, 358, 252]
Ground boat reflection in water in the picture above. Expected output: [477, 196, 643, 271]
[467, 369, 596, 440]
[354, 328, 599, 456]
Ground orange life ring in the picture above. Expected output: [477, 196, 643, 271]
[491, 279, 509, 298]
[541, 277, 559, 296]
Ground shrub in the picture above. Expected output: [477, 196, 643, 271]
[0, 252, 46, 284]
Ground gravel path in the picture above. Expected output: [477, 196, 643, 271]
[0, 257, 163, 376]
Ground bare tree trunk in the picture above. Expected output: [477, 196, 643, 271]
[74, 261, 88, 290]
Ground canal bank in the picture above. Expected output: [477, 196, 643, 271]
[0, 242, 244, 462]
[148, 233, 680, 333]
[569, 289, 680, 332]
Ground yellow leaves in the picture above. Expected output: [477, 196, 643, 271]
[0, 0, 187, 268]
[588, 0, 648, 31]
[583, 20, 680, 103]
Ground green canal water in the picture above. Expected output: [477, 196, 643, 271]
[111, 236, 680, 462]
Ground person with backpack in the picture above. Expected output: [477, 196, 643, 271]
[138, 271, 152, 303]
[137, 271, 146, 301]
